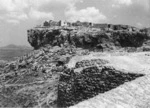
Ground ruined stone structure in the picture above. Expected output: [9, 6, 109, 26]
[43, 21, 50, 27]
[93, 23, 108, 30]
[42, 20, 139, 32]
[58, 20, 68, 26]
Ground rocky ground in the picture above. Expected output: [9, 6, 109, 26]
[1, 25, 150, 108]
[0, 46, 90, 107]
[1, 46, 150, 108]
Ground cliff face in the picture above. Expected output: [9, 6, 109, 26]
[28, 27, 148, 50]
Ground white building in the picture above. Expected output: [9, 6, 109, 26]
[59, 20, 68, 26]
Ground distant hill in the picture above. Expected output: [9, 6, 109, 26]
[0, 44, 32, 50]
[147, 27, 150, 32]
[141, 27, 150, 32]
[0, 44, 33, 61]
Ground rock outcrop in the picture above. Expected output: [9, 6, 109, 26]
[28, 26, 148, 51]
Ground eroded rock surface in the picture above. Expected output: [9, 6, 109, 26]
[28, 27, 148, 51]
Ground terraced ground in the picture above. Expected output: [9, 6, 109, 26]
[68, 52, 150, 108]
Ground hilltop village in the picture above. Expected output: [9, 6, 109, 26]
[35, 20, 139, 32]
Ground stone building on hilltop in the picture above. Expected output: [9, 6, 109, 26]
[43, 20, 72, 27]
[58, 20, 68, 26]
[72, 21, 82, 26]
[82, 22, 93, 27]
[43, 20, 59, 27]
[43, 20, 93, 27]
[42, 20, 139, 32]
[49, 20, 59, 26]
[43, 21, 50, 27]
[72, 21, 93, 27]
[93, 23, 109, 30]
[58, 20, 72, 27]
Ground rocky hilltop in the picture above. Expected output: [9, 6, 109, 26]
[28, 25, 149, 52]
[1, 22, 150, 108]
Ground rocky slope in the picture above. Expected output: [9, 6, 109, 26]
[0, 24, 150, 108]
[0, 46, 90, 107]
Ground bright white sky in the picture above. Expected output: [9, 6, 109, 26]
[0, 0, 150, 47]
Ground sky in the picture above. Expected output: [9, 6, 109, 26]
[0, 0, 150, 47]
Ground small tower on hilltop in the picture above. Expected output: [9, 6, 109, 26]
[43, 21, 50, 27]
